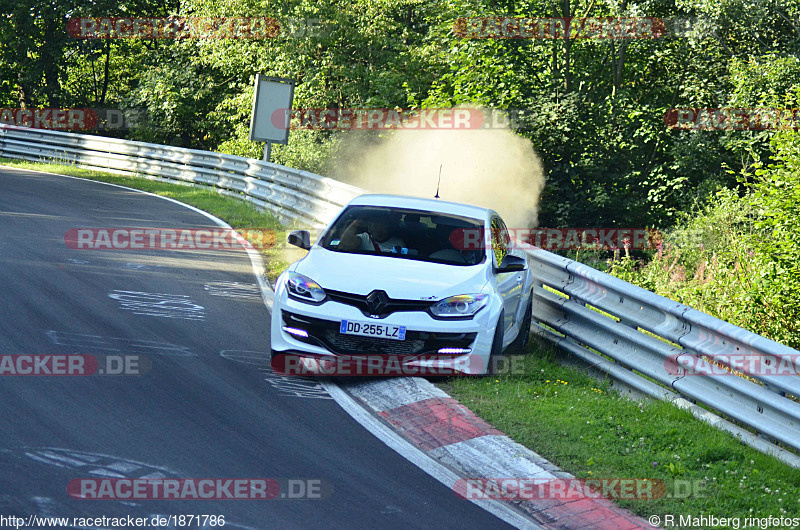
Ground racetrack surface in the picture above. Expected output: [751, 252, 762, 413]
[0, 166, 513, 529]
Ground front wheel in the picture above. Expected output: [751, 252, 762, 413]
[510, 296, 533, 354]
[486, 310, 504, 375]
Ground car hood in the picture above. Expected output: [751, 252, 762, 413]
[291, 247, 488, 300]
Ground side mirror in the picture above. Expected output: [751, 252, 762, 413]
[496, 254, 527, 273]
[287, 230, 311, 250]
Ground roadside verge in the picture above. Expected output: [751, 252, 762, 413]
[329, 377, 652, 529]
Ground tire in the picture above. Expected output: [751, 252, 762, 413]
[486, 310, 504, 375]
[510, 295, 533, 354]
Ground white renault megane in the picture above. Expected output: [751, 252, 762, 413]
[270, 194, 534, 375]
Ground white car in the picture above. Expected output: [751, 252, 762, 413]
[270, 194, 534, 375]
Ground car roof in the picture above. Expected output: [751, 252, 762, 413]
[346, 194, 496, 221]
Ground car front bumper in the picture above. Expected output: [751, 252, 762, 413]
[269, 282, 500, 375]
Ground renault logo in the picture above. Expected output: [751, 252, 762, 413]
[365, 290, 390, 316]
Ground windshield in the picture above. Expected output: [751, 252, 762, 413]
[319, 206, 486, 266]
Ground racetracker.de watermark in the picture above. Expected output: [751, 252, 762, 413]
[665, 353, 800, 377]
[1, 108, 147, 131]
[64, 228, 277, 250]
[67, 17, 279, 39]
[270, 353, 520, 376]
[272, 107, 532, 130]
[665, 108, 800, 131]
[1, 108, 97, 130]
[448, 228, 662, 251]
[453, 478, 705, 500]
[67, 478, 331, 500]
[66, 17, 334, 39]
[453, 17, 666, 39]
[0, 354, 149, 376]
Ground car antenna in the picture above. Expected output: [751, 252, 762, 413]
[434, 164, 442, 199]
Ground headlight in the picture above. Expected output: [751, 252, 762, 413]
[430, 294, 488, 318]
[287, 272, 326, 303]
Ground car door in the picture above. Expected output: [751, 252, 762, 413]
[490, 216, 524, 338]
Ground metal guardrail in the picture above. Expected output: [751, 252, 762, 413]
[0, 125, 362, 227]
[3, 125, 800, 464]
[528, 246, 800, 462]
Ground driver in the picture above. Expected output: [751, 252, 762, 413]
[339, 211, 405, 252]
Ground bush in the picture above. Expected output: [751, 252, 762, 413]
[605, 131, 800, 348]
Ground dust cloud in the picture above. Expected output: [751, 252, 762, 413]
[326, 122, 546, 228]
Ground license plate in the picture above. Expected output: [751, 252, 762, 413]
[340, 320, 406, 340]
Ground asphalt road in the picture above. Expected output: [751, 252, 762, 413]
[0, 166, 512, 529]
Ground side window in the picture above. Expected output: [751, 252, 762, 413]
[490, 217, 509, 266]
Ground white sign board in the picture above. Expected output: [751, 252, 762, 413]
[249, 75, 294, 144]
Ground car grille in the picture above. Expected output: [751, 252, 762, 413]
[325, 289, 432, 319]
[322, 330, 426, 355]
[282, 311, 476, 356]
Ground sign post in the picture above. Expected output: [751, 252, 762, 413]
[249, 75, 295, 162]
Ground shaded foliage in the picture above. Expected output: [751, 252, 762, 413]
[2, 0, 800, 228]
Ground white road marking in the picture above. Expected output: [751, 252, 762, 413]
[45, 330, 196, 356]
[31, 496, 57, 517]
[24, 452, 69, 468]
[105, 461, 143, 474]
[33, 450, 88, 467]
[220, 350, 332, 399]
[123, 262, 152, 270]
[87, 468, 126, 478]
[25, 168, 540, 528]
[219, 350, 268, 365]
[21, 448, 178, 478]
[264, 373, 333, 399]
[204, 282, 262, 301]
[109, 290, 205, 320]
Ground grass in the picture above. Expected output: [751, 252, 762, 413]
[0, 158, 294, 281]
[441, 344, 800, 521]
[7, 157, 799, 521]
